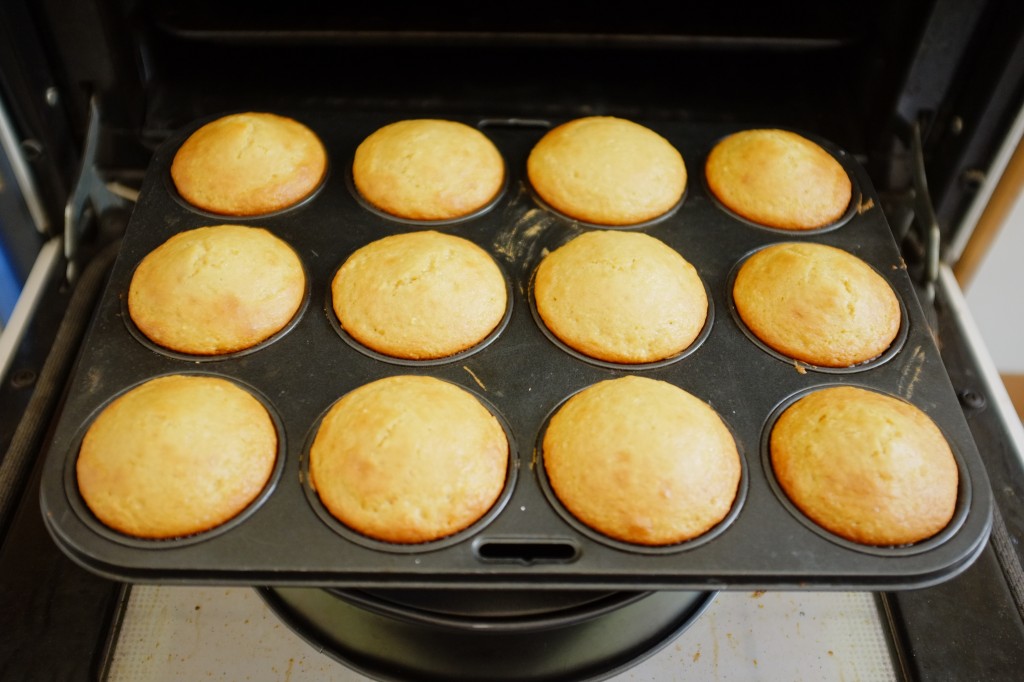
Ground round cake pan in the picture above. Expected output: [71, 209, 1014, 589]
[259, 586, 715, 681]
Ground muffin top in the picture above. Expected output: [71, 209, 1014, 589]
[527, 116, 687, 226]
[76, 375, 278, 539]
[732, 242, 900, 367]
[171, 112, 327, 216]
[128, 225, 306, 355]
[309, 375, 509, 544]
[534, 230, 707, 364]
[352, 119, 505, 221]
[770, 386, 959, 546]
[543, 375, 740, 546]
[705, 128, 851, 230]
[331, 230, 507, 360]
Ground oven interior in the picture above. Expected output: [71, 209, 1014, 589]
[2, 0, 1024, 679]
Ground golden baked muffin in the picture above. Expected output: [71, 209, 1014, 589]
[170, 112, 327, 216]
[543, 376, 740, 546]
[76, 375, 277, 539]
[527, 116, 687, 226]
[331, 230, 507, 360]
[533, 230, 707, 364]
[128, 225, 306, 355]
[732, 242, 900, 367]
[352, 119, 505, 221]
[309, 375, 509, 544]
[705, 128, 851, 230]
[770, 386, 959, 546]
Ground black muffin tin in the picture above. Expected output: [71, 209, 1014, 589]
[40, 111, 993, 590]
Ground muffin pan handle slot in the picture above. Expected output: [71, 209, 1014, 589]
[473, 538, 581, 565]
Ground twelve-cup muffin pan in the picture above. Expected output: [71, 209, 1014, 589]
[40, 111, 993, 590]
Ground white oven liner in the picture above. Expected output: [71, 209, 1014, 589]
[107, 586, 896, 681]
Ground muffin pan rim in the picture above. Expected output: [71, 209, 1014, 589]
[298, 376, 521, 554]
[323, 242, 516, 367]
[700, 126, 863, 235]
[724, 241, 911, 374]
[120, 230, 313, 362]
[163, 109, 332, 220]
[62, 370, 289, 549]
[758, 382, 972, 557]
[526, 262, 715, 371]
[525, 184, 689, 231]
[533, 378, 749, 555]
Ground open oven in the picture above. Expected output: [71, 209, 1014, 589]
[2, 1, 1024, 680]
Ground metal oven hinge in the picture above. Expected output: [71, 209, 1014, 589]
[909, 118, 942, 307]
[64, 96, 127, 285]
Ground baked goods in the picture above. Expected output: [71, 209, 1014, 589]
[309, 375, 508, 544]
[533, 230, 707, 364]
[705, 128, 851, 230]
[128, 225, 306, 355]
[352, 119, 505, 221]
[527, 116, 686, 226]
[170, 112, 327, 216]
[770, 385, 958, 546]
[732, 242, 900, 367]
[76, 375, 277, 539]
[543, 375, 740, 546]
[331, 230, 507, 360]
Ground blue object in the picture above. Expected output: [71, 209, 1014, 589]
[0, 220, 22, 326]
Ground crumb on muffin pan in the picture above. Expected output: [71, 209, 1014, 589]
[40, 112, 992, 591]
